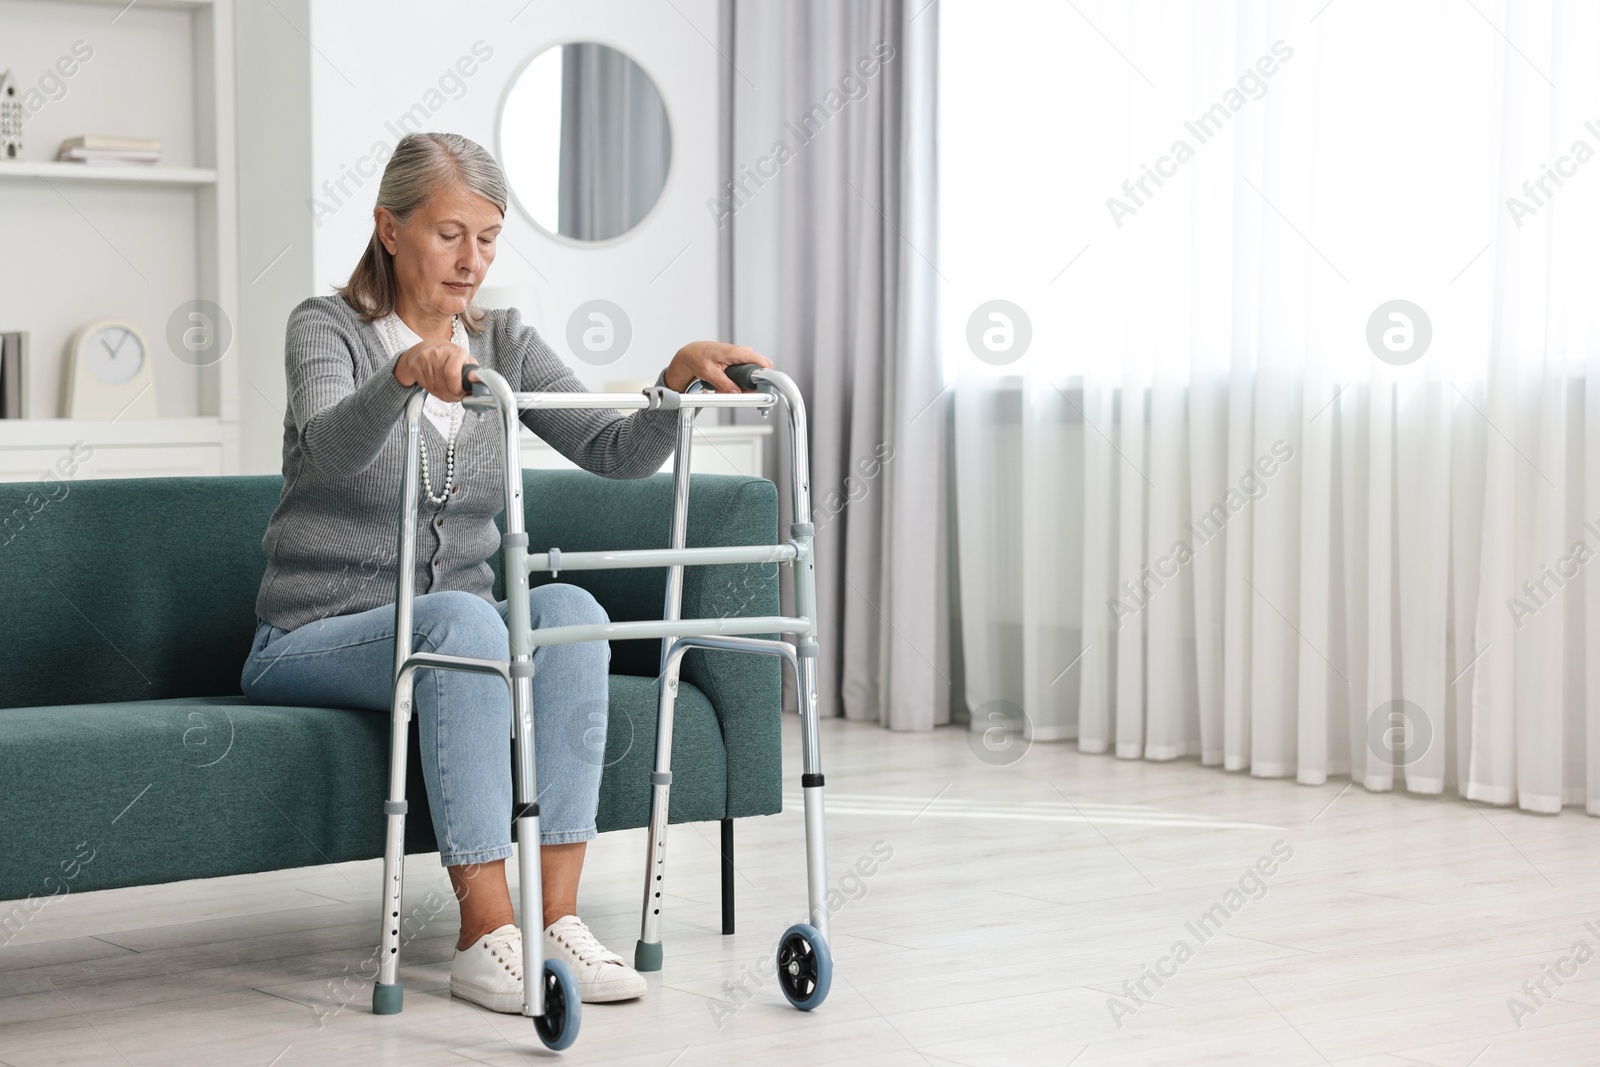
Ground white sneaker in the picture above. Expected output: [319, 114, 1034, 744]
[543, 915, 648, 1003]
[450, 923, 524, 1013]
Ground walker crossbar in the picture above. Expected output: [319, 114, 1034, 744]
[463, 391, 777, 412]
[663, 633, 803, 674]
[395, 651, 512, 684]
[374, 365, 833, 1045]
[517, 615, 812, 650]
[526, 542, 803, 574]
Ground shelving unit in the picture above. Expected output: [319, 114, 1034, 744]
[0, 0, 238, 480]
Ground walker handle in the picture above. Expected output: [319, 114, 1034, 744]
[725, 364, 765, 392]
[461, 363, 488, 397]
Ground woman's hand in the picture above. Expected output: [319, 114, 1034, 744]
[664, 342, 773, 393]
[393, 339, 479, 403]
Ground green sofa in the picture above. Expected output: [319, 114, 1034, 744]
[0, 470, 781, 915]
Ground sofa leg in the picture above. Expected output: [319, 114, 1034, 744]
[720, 818, 735, 935]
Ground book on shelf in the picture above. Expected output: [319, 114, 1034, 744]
[57, 148, 162, 165]
[58, 135, 162, 153]
[0, 332, 26, 419]
[56, 136, 163, 165]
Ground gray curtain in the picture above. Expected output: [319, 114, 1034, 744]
[558, 43, 672, 241]
[728, 0, 947, 730]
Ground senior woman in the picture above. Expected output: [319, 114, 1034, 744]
[240, 132, 769, 1014]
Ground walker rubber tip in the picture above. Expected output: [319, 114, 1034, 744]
[372, 981, 403, 1015]
[634, 939, 663, 972]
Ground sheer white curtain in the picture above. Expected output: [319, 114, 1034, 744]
[947, 1, 1600, 813]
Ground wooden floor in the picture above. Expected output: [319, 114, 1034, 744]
[4, 715, 1600, 1066]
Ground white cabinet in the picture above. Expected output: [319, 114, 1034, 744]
[0, 418, 236, 482]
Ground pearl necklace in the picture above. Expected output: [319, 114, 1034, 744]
[385, 312, 466, 504]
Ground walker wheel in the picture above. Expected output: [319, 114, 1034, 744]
[533, 957, 582, 1050]
[775, 923, 831, 1010]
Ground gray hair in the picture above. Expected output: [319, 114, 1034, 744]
[335, 132, 508, 334]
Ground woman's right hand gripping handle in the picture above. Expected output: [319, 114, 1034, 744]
[392, 338, 479, 403]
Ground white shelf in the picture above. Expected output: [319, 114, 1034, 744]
[0, 161, 218, 185]
[29, 0, 214, 9]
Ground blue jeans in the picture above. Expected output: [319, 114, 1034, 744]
[239, 585, 610, 866]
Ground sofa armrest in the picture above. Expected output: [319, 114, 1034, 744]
[504, 470, 783, 819]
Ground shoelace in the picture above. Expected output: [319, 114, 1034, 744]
[551, 919, 624, 966]
[484, 928, 522, 980]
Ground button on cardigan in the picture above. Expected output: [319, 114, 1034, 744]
[254, 294, 681, 633]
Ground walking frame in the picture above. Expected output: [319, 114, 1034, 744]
[371, 364, 832, 1050]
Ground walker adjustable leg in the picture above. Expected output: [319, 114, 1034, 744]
[635, 665, 681, 971]
[773, 366, 830, 944]
[636, 389, 699, 972]
[720, 819, 735, 935]
[372, 676, 413, 1015]
[376, 395, 427, 1016]
[505, 668, 545, 1017]
[798, 657, 830, 942]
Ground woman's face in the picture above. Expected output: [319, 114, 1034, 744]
[376, 182, 502, 326]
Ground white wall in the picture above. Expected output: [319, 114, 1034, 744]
[301, 0, 722, 403]
[235, 0, 314, 475]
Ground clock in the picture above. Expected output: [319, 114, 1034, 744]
[62, 318, 158, 418]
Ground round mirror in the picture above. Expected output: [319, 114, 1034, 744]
[500, 42, 672, 243]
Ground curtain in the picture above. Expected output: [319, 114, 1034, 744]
[728, 0, 948, 729]
[558, 43, 672, 241]
[949, 1, 1600, 812]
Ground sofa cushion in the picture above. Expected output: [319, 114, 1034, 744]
[0, 476, 282, 711]
[0, 674, 725, 901]
[596, 674, 727, 832]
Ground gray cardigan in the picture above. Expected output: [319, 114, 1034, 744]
[254, 294, 680, 633]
